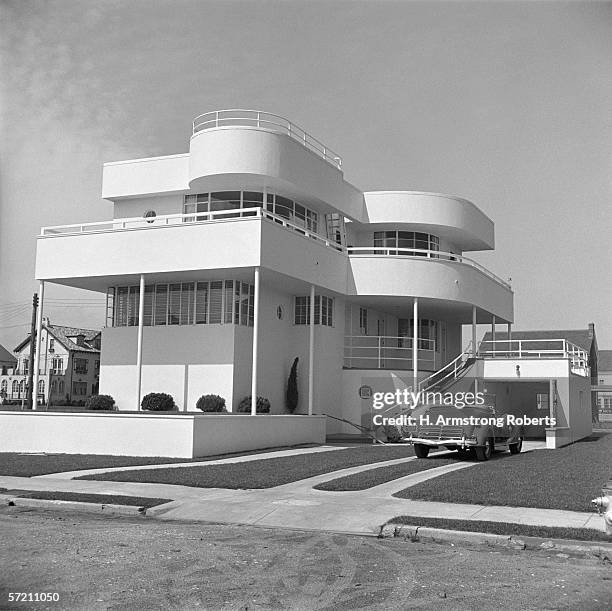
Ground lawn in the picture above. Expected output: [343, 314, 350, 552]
[313, 453, 460, 491]
[77, 446, 415, 488]
[1, 488, 170, 509]
[388, 515, 612, 543]
[0, 445, 318, 477]
[393, 432, 612, 512]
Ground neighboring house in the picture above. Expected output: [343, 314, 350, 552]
[0, 343, 16, 376]
[596, 350, 612, 422]
[30, 109, 591, 446]
[0, 320, 101, 405]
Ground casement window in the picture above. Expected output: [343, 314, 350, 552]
[38, 380, 44, 395]
[294, 295, 334, 327]
[112, 280, 254, 328]
[359, 308, 368, 335]
[73, 358, 88, 374]
[398, 319, 437, 350]
[72, 381, 87, 396]
[51, 357, 63, 374]
[49, 339, 55, 353]
[22, 359, 29, 375]
[373, 231, 440, 255]
[183, 190, 319, 234]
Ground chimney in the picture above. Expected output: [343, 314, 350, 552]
[588, 323, 595, 338]
[42, 316, 50, 326]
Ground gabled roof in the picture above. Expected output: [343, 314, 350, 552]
[481, 328, 596, 352]
[599, 350, 612, 373]
[14, 324, 101, 354]
[0, 343, 16, 364]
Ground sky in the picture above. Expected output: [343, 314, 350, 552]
[1, 0, 611, 351]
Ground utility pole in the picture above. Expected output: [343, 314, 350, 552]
[25, 293, 38, 410]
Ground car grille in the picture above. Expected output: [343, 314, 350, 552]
[417, 426, 464, 440]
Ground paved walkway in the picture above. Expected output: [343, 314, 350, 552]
[1, 440, 604, 535]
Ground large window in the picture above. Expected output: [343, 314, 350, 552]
[294, 295, 334, 327]
[72, 382, 87, 396]
[373, 231, 440, 255]
[359, 307, 368, 335]
[398, 319, 438, 350]
[183, 191, 320, 235]
[73, 358, 88, 374]
[111, 280, 254, 328]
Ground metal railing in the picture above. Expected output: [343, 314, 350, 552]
[417, 341, 474, 393]
[192, 109, 343, 169]
[478, 339, 590, 375]
[347, 247, 512, 290]
[40, 207, 343, 251]
[344, 335, 436, 370]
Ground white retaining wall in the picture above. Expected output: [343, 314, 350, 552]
[0, 412, 327, 458]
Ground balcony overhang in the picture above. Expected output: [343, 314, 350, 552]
[358, 191, 495, 251]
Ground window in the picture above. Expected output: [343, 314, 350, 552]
[22, 359, 29, 375]
[12, 380, 18, 395]
[51, 357, 63, 374]
[0, 380, 7, 396]
[536, 393, 549, 411]
[49, 338, 55, 353]
[112, 280, 255, 328]
[373, 231, 440, 255]
[294, 295, 334, 327]
[72, 381, 87, 396]
[74, 358, 88, 374]
[38, 379, 45, 395]
[94, 360, 100, 373]
[359, 308, 368, 335]
[398, 319, 437, 350]
[600, 397, 612, 413]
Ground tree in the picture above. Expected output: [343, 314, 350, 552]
[286, 357, 299, 413]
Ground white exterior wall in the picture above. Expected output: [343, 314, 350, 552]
[113, 194, 184, 220]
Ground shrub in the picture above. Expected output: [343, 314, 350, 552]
[196, 394, 226, 412]
[285, 357, 299, 413]
[237, 396, 271, 414]
[85, 394, 116, 411]
[141, 392, 176, 412]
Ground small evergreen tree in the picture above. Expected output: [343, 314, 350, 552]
[286, 357, 299, 413]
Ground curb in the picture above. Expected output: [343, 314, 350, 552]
[2, 495, 148, 516]
[380, 523, 612, 559]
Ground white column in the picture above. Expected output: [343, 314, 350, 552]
[251, 267, 261, 416]
[413, 297, 418, 391]
[135, 274, 145, 411]
[32, 281, 45, 410]
[472, 306, 477, 354]
[308, 285, 315, 416]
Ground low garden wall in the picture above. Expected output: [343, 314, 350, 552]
[0, 411, 327, 458]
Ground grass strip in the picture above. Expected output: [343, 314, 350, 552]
[78, 446, 415, 489]
[1, 489, 171, 509]
[314, 454, 460, 491]
[0, 444, 317, 477]
[388, 515, 612, 543]
[393, 432, 612, 512]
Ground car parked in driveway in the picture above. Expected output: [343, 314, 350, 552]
[402, 403, 523, 461]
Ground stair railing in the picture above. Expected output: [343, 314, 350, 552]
[417, 340, 474, 394]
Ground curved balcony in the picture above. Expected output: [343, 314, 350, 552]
[347, 246, 513, 322]
[192, 109, 342, 169]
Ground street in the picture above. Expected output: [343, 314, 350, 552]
[1, 507, 611, 610]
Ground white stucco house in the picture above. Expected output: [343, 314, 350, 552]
[24, 110, 591, 452]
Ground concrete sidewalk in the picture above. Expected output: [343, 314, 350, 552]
[0, 439, 604, 536]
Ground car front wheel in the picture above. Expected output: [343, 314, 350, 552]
[509, 438, 523, 454]
[475, 438, 493, 461]
[414, 444, 430, 458]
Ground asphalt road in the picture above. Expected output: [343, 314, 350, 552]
[0, 507, 611, 610]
